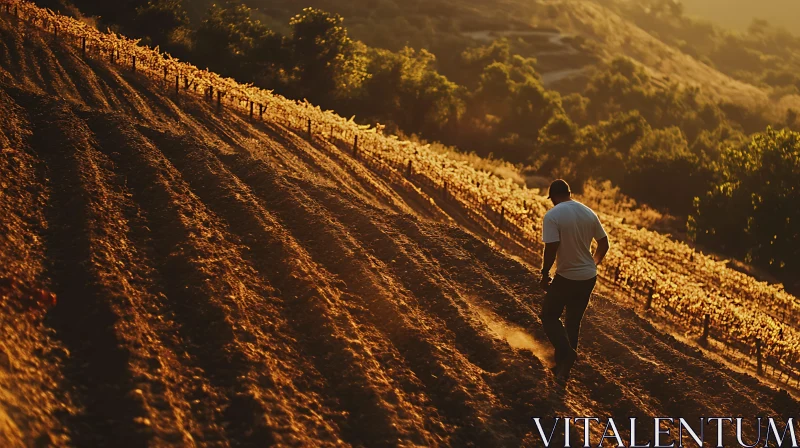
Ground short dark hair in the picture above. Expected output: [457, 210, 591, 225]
[547, 179, 571, 199]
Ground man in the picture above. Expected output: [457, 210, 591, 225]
[539, 179, 610, 382]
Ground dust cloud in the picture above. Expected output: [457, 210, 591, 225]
[471, 303, 555, 368]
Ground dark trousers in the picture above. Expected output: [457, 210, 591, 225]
[539, 274, 597, 361]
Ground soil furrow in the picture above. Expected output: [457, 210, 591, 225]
[15, 90, 152, 447]
[295, 179, 509, 375]
[215, 150, 520, 445]
[141, 126, 427, 447]
[86, 113, 346, 447]
[0, 88, 75, 448]
[311, 135, 450, 221]
[248, 120, 391, 208]
[289, 179, 577, 436]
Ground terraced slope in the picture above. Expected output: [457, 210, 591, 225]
[1, 12, 798, 447]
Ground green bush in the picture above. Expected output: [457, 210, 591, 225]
[691, 127, 800, 277]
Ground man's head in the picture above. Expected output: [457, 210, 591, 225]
[547, 179, 572, 205]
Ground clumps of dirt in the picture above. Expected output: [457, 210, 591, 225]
[0, 89, 75, 447]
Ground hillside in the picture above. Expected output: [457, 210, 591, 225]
[215, 0, 797, 119]
[680, 0, 800, 32]
[540, 1, 800, 117]
[2, 3, 800, 447]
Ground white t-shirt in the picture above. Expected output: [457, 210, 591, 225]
[542, 200, 608, 281]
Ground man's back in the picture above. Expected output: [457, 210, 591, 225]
[542, 200, 607, 281]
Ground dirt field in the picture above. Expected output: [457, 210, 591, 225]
[0, 13, 798, 447]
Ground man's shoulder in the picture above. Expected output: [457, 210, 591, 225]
[546, 201, 599, 219]
[544, 203, 567, 220]
[572, 200, 599, 215]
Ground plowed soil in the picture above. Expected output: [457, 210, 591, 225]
[1, 13, 798, 447]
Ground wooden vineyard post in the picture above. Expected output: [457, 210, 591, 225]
[81, 36, 86, 56]
[646, 290, 654, 310]
[406, 160, 412, 179]
[307, 118, 312, 141]
[330, 124, 333, 139]
[249, 101, 254, 120]
[175, 75, 179, 96]
[259, 104, 264, 120]
[216, 91, 222, 113]
[353, 135, 358, 157]
[756, 338, 763, 375]
[163, 66, 168, 85]
[700, 314, 710, 344]
[132, 55, 136, 72]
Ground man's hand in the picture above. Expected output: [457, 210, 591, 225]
[540, 271, 553, 290]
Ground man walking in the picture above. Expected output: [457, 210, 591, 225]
[539, 179, 610, 382]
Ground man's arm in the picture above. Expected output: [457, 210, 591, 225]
[542, 242, 559, 276]
[594, 237, 610, 267]
[540, 242, 559, 289]
[540, 214, 560, 289]
[592, 212, 609, 267]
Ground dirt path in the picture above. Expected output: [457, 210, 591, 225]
[462, 28, 588, 86]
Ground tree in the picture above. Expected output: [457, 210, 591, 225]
[786, 108, 799, 130]
[535, 113, 583, 186]
[562, 93, 590, 125]
[584, 57, 650, 122]
[193, 1, 275, 81]
[133, 0, 189, 48]
[691, 127, 800, 277]
[65, 0, 146, 28]
[458, 39, 511, 87]
[474, 62, 513, 118]
[507, 79, 561, 141]
[287, 8, 367, 107]
[360, 47, 463, 138]
[537, 113, 579, 158]
[621, 126, 716, 215]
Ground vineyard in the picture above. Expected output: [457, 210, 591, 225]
[2, 0, 800, 384]
[1, 0, 800, 445]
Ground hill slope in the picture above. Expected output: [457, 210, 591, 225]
[680, 0, 800, 32]
[1, 9, 799, 447]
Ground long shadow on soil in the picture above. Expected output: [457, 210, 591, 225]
[81, 111, 280, 447]
[13, 89, 150, 447]
[140, 126, 414, 447]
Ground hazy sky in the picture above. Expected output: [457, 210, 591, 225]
[681, 0, 800, 32]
